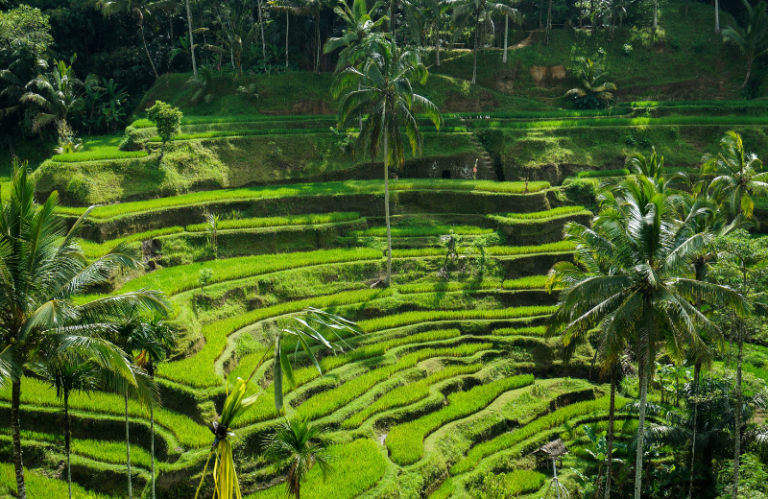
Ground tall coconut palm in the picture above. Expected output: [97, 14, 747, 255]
[0, 162, 168, 499]
[20, 58, 84, 136]
[323, 0, 387, 70]
[118, 314, 176, 499]
[333, 41, 442, 286]
[703, 131, 768, 220]
[546, 173, 747, 499]
[445, 0, 520, 83]
[32, 359, 99, 499]
[185, 0, 198, 76]
[100, 0, 171, 79]
[722, 0, 768, 88]
[262, 418, 333, 499]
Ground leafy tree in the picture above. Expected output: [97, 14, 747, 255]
[546, 173, 746, 499]
[100, 0, 171, 79]
[703, 131, 768, 220]
[147, 100, 182, 160]
[445, 0, 520, 84]
[32, 359, 99, 499]
[270, 0, 331, 74]
[722, 0, 768, 89]
[203, 0, 257, 76]
[333, 41, 442, 286]
[565, 53, 617, 109]
[21, 57, 84, 138]
[0, 162, 168, 499]
[262, 418, 332, 499]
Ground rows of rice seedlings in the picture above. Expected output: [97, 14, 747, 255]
[296, 343, 494, 421]
[450, 395, 630, 475]
[397, 275, 548, 294]
[158, 288, 396, 387]
[0, 429, 156, 469]
[449, 108, 632, 120]
[491, 325, 547, 336]
[0, 378, 209, 448]
[243, 439, 385, 499]
[78, 227, 186, 258]
[49, 149, 149, 163]
[392, 240, 575, 259]
[231, 330, 467, 425]
[503, 470, 548, 496]
[576, 169, 630, 178]
[54, 180, 551, 219]
[429, 478, 455, 499]
[130, 115, 338, 128]
[116, 247, 382, 296]
[0, 463, 118, 498]
[149, 128, 334, 141]
[358, 306, 557, 333]
[386, 374, 535, 465]
[498, 206, 590, 220]
[342, 364, 482, 429]
[184, 212, 359, 232]
[472, 115, 768, 130]
[621, 99, 768, 109]
[348, 226, 495, 238]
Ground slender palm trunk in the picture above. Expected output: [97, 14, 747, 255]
[472, 23, 478, 84]
[186, 0, 197, 76]
[139, 17, 160, 79]
[741, 60, 752, 89]
[733, 333, 744, 499]
[503, 13, 508, 63]
[150, 403, 156, 499]
[435, 15, 441, 67]
[590, 0, 595, 33]
[383, 116, 392, 286]
[687, 362, 701, 499]
[714, 0, 720, 34]
[653, 0, 658, 31]
[286, 13, 290, 68]
[315, 16, 321, 74]
[125, 392, 132, 499]
[12, 380, 26, 499]
[65, 394, 72, 499]
[604, 371, 616, 499]
[634, 355, 649, 499]
[256, 0, 267, 70]
[545, 0, 553, 45]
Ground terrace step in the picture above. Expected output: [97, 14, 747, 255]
[469, 133, 498, 181]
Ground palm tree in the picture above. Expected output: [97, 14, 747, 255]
[722, 0, 768, 88]
[322, 0, 387, 70]
[445, 0, 520, 83]
[184, 0, 198, 76]
[565, 55, 616, 109]
[203, 0, 257, 76]
[0, 162, 168, 499]
[119, 314, 176, 499]
[546, 173, 746, 499]
[100, 0, 170, 79]
[703, 131, 768, 220]
[20, 58, 84, 137]
[262, 418, 333, 499]
[32, 359, 99, 499]
[333, 41, 442, 286]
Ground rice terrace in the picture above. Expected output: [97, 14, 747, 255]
[2, 0, 768, 498]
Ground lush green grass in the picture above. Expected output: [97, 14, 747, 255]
[349, 225, 495, 237]
[473, 116, 768, 131]
[342, 364, 482, 429]
[0, 463, 118, 498]
[502, 470, 547, 496]
[243, 439, 385, 499]
[55, 179, 551, 219]
[0, 378, 209, 448]
[150, 128, 334, 142]
[499, 206, 590, 220]
[392, 241, 575, 259]
[297, 343, 493, 420]
[450, 395, 629, 475]
[429, 478, 455, 499]
[492, 326, 547, 337]
[358, 306, 557, 332]
[79, 227, 186, 258]
[386, 374, 535, 465]
[503, 275, 549, 289]
[397, 275, 548, 294]
[576, 169, 631, 178]
[51, 150, 149, 163]
[622, 100, 768, 109]
[185, 212, 359, 232]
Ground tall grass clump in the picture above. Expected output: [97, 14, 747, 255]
[386, 374, 535, 465]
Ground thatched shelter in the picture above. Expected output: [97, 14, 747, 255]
[531, 439, 569, 469]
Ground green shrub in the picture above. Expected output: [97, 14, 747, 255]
[342, 364, 482, 428]
[386, 374, 535, 465]
[147, 100, 182, 157]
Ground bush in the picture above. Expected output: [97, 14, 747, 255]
[625, 133, 637, 146]
[621, 43, 633, 56]
[147, 100, 182, 158]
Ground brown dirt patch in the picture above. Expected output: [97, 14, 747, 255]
[530, 65, 568, 87]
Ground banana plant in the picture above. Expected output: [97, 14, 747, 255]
[194, 308, 363, 499]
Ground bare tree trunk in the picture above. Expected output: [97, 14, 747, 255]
[186, 0, 197, 76]
[140, 17, 160, 79]
[65, 394, 72, 499]
[125, 393, 132, 499]
[383, 111, 392, 286]
[687, 362, 701, 499]
[545, 0, 553, 45]
[286, 13, 290, 68]
[604, 371, 616, 499]
[472, 24, 478, 84]
[634, 356, 648, 499]
[733, 334, 744, 499]
[503, 13, 508, 63]
[591, 0, 595, 34]
[256, 0, 267, 70]
[715, 0, 720, 33]
[12, 380, 26, 499]
[315, 17, 321, 74]
[653, 0, 658, 31]
[436, 14, 441, 67]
